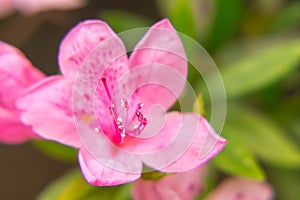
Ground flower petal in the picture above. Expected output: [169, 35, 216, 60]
[14, 0, 86, 15]
[58, 19, 126, 79]
[17, 76, 81, 148]
[79, 149, 141, 186]
[155, 167, 207, 200]
[0, 107, 37, 143]
[71, 30, 129, 143]
[132, 166, 207, 200]
[0, 0, 14, 18]
[140, 113, 227, 173]
[131, 179, 162, 200]
[0, 41, 44, 143]
[0, 41, 44, 108]
[128, 19, 187, 112]
[111, 62, 188, 125]
[204, 177, 274, 200]
[120, 112, 180, 154]
[75, 119, 142, 174]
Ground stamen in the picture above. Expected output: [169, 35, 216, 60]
[142, 117, 147, 125]
[131, 104, 143, 121]
[119, 127, 126, 138]
[100, 78, 148, 143]
[109, 104, 115, 115]
[137, 103, 144, 109]
[117, 116, 123, 124]
[121, 99, 129, 111]
[136, 111, 143, 121]
[101, 77, 112, 100]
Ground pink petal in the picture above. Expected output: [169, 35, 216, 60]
[128, 18, 187, 112]
[0, 41, 44, 143]
[75, 118, 142, 174]
[78, 149, 141, 186]
[132, 166, 207, 200]
[0, 106, 38, 143]
[0, 41, 44, 109]
[13, 0, 86, 15]
[140, 113, 227, 173]
[204, 177, 274, 200]
[120, 112, 181, 154]
[17, 76, 81, 148]
[132, 179, 162, 200]
[70, 27, 129, 143]
[58, 19, 126, 80]
[0, 0, 14, 18]
[111, 62, 187, 124]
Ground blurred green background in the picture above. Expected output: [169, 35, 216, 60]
[0, 0, 300, 199]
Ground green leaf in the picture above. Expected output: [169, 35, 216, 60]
[141, 171, 170, 180]
[154, 0, 197, 38]
[267, 167, 300, 200]
[100, 10, 152, 33]
[141, 165, 169, 180]
[291, 120, 300, 142]
[37, 169, 87, 200]
[222, 39, 300, 98]
[269, 1, 300, 34]
[156, 0, 215, 41]
[168, 0, 197, 39]
[33, 140, 77, 162]
[212, 134, 266, 180]
[206, 0, 243, 51]
[37, 169, 132, 200]
[227, 105, 300, 168]
[100, 10, 153, 53]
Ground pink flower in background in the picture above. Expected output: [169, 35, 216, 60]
[0, 0, 87, 19]
[204, 177, 274, 200]
[17, 19, 227, 186]
[131, 166, 207, 200]
[0, 0, 14, 18]
[0, 41, 44, 143]
[13, 0, 87, 15]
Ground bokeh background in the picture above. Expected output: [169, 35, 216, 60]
[1, 0, 300, 199]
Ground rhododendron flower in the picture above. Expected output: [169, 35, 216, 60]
[0, 0, 86, 18]
[0, 41, 44, 143]
[131, 166, 207, 200]
[205, 177, 274, 200]
[18, 19, 227, 186]
[0, 0, 14, 18]
[14, 0, 87, 14]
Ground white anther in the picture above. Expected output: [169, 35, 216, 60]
[121, 99, 129, 110]
[117, 116, 123, 124]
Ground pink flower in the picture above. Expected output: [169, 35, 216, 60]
[131, 166, 207, 200]
[0, 0, 14, 18]
[13, 0, 87, 15]
[0, 41, 44, 143]
[17, 19, 227, 186]
[0, 0, 86, 18]
[204, 177, 274, 200]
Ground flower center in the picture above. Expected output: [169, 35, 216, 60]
[101, 77, 147, 144]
